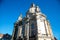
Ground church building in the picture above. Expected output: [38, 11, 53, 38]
[11, 4, 55, 40]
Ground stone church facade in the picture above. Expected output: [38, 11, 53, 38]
[11, 4, 55, 40]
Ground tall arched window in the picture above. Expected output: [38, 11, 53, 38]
[31, 23, 35, 37]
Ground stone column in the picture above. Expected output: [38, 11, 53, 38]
[25, 21, 29, 40]
[17, 26, 22, 39]
[11, 27, 15, 40]
[27, 23, 29, 40]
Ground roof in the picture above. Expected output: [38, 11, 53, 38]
[0, 34, 3, 38]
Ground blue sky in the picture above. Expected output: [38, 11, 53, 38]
[0, 0, 60, 40]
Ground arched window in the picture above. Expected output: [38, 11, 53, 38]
[31, 23, 35, 37]
[31, 23, 34, 29]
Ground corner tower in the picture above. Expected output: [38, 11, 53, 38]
[26, 3, 54, 40]
[11, 3, 55, 40]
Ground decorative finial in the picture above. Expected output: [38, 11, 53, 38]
[28, 3, 36, 13]
[31, 3, 35, 7]
[18, 13, 22, 21]
[35, 6, 40, 12]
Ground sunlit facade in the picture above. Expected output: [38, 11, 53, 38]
[11, 4, 55, 40]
